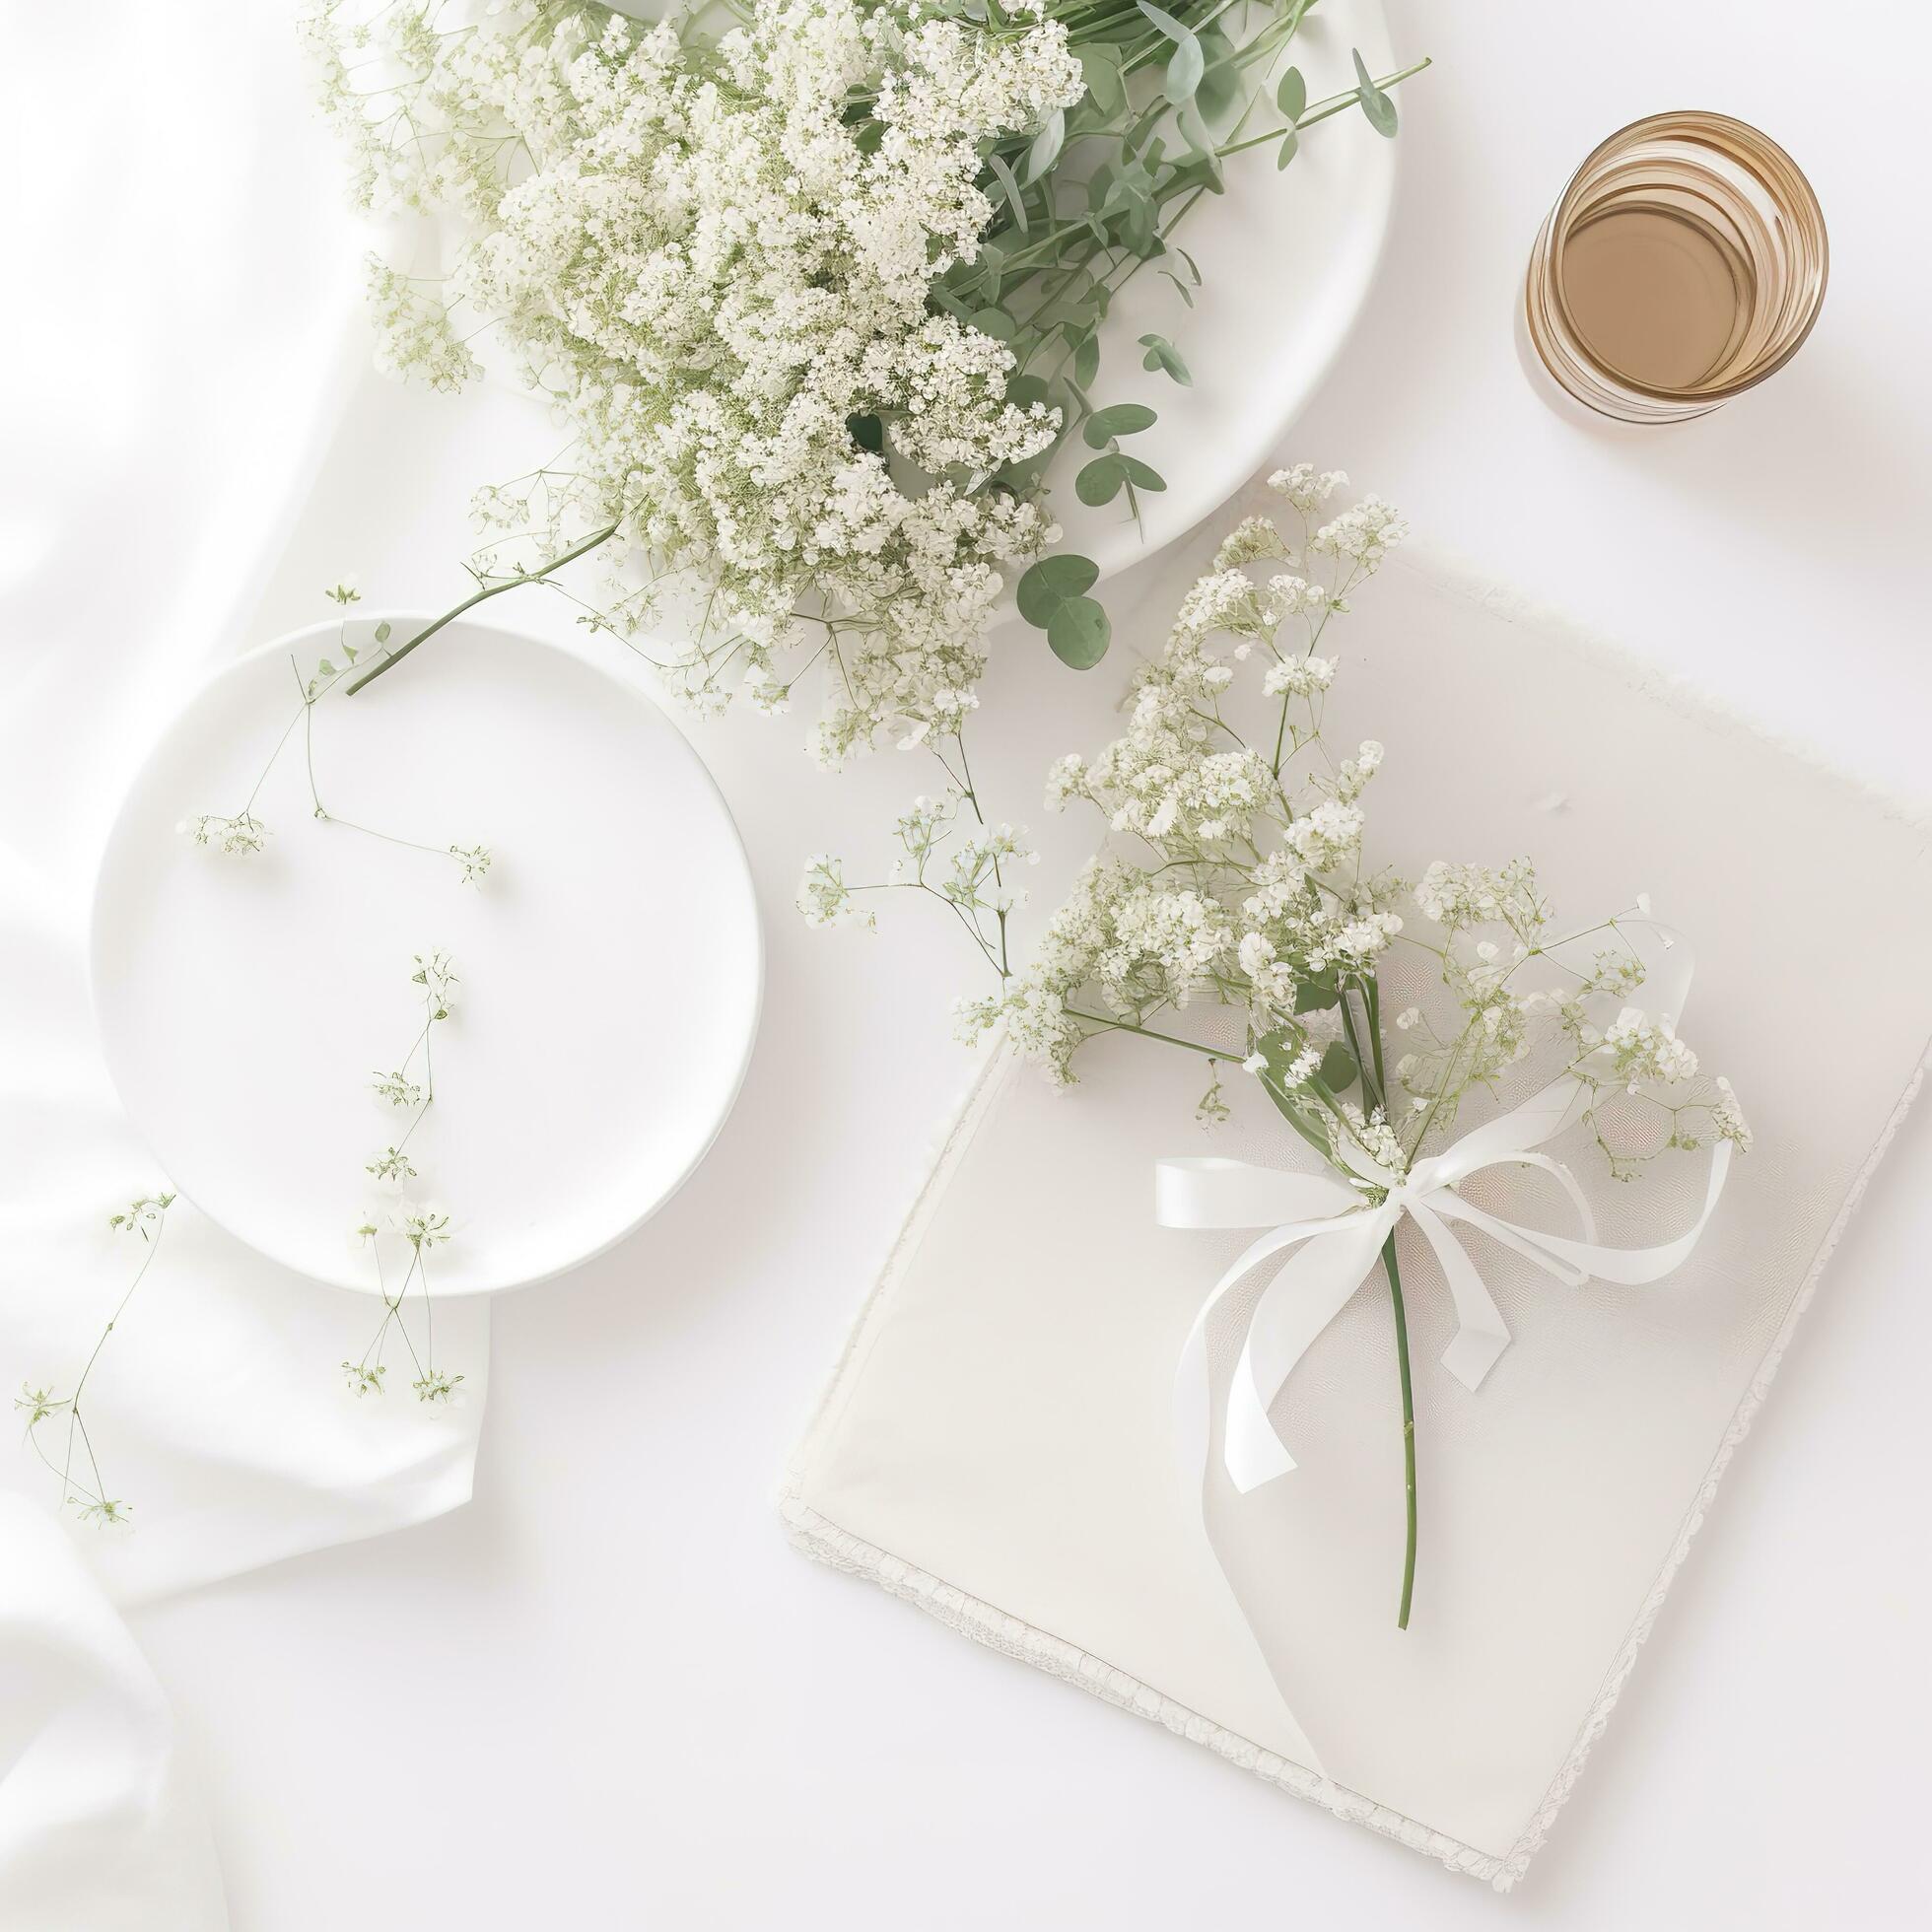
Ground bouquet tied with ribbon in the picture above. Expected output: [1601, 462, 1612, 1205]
[943, 466, 1753, 1625]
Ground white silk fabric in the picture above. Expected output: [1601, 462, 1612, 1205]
[0, 10, 488, 1924]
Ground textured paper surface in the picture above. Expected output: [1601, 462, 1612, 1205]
[786, 552, 1932, 1884]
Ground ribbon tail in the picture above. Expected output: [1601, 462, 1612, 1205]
[1493, 1137, 1736, 1285]
[1404, 1198, 1512, 1392]
[1172, 1211, 1371, 1511]
[1224, 1214, 1393, 1491]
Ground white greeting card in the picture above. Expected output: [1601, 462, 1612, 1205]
[784, 551, 1932, 1886]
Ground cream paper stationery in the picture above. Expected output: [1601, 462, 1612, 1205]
[784, 549, 1932, 1887]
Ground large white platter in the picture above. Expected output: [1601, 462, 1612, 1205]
[1051, 0, 1399, 582]
[91, 616, 762, 1297]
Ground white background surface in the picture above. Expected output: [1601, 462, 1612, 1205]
[103, 1, 1932, 1926]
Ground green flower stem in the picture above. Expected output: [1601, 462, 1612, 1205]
[1381, 1229, 1418, 1628]
[1066, 1007, 1222, 1060]
[343, 518, 621, 697]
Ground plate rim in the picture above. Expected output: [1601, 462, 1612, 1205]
[1059, 0, 1399, 586]
[87, 609, 766, 1299]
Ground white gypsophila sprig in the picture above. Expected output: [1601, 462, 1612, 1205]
[940, 469, 1742, 1197]
[348, 955, 467, 1403]
[179, 811, 270, 857]
[17, 1190, 178, 1524]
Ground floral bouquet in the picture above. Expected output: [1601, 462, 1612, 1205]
[303, 0, 1422, 757]
[812, 467, 1751, 1625]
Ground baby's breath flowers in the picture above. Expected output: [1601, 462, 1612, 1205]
[17, 1192, 175, 1524]
[813, 465, 1751, 1626]
[346, 959, 467, 1404]
[301, 0, 1426, 884]
[179, 811, 270, 856]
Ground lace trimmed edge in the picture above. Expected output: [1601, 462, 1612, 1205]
[778, 1486, 1512, 1888]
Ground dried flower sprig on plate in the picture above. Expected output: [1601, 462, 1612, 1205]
[180, 585, 494, 886]
[346, 952, 467, 1405]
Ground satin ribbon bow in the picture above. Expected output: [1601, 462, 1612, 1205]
[1157, 1071, 1736, 1495]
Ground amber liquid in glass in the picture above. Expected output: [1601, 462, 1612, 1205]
[1560, 204, 1751, 391]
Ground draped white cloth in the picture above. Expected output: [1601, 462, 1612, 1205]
[0, 10, 488, 1923]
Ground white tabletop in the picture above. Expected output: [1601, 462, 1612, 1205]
[128, 2, 1932, 1926]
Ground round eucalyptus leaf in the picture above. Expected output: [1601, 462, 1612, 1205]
[1317, 1042, 1359, 1093]
[1075, 454, 1127, 506]
[1117, 454, 1166, 492]
[1138, 332, 1192, 384]
[1015, 552, 1100, 628]
[1047, 595, 1111, 669]
[1082, 401, 1157, 447]
[1078, 45, 1126, 119]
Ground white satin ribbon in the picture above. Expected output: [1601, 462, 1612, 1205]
[1160, 1072, 1734, 1497]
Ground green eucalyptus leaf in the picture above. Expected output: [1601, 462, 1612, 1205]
[1078, 45, 1126, 119]
[1294, 975, 1341, 1013]
[1047, 595, 1111, 668]
[1317, 1042, 1359, 1093]
[1016, 552, 1100, 628]
[847, 412, 884, 453]
[1072, 330, 1100, 388]
[373, 621, 391, 644]
[1196, 27, 1243, 128]
[1353, 48, 1398, 137]
[1276, 65, 1306, 122]
[1176, 102, 1216, 163]
[1136, 1, 1192, 46]
[986, 151, 1029, 233]
[1276, 127, 1298, 170]
[1158, 268, 1197, 309]
[1005, 373, 1050, 411]
[1117, 454, 1166, 492]
[1075, 454, 1127, 506]
[1138, 332, 1192, 384]
[970, 307, 1016, 342]
[1082, 402, 1157, 446]
[1163, 33, 1205, 106]
[1022, 107, 1066, 186]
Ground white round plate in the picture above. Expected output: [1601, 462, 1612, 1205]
[91, 616, 762, 1297]
[1049, 0, 1397, 582]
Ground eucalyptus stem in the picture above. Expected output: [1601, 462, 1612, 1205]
[1382, 1229, 1417, 1630]
[344, 518, 620, 696]
[1214, 56, 1433, 160]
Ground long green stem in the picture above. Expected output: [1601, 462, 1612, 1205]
[343, 519, 620, 696]
[1381, 1230, 1417, 1629]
